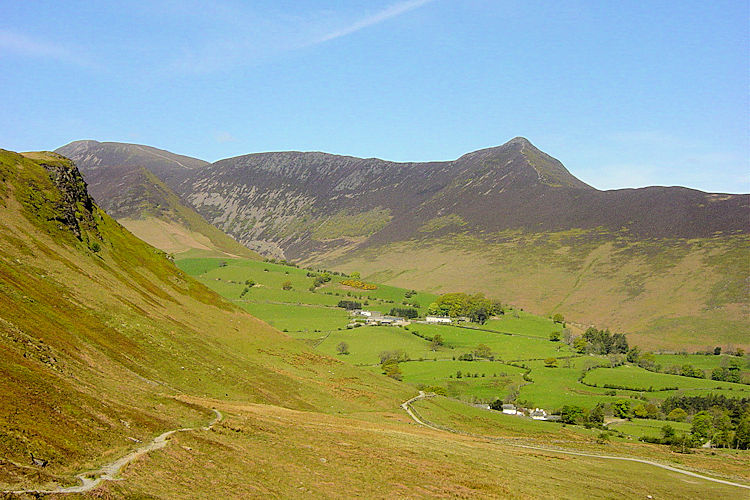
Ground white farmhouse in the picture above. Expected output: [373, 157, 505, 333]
[501, 404, 517, 415]
[425, 315, 451, 324]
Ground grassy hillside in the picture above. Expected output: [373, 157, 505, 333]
[1, 149, 747, 497]
[115, 169, 260, 258]
[0, 150, 408, 490]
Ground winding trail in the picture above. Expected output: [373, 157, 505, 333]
[4, 409, 222, 496]
[401, 392, 750, 490]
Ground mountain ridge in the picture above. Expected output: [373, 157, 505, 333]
[54, 138, 749, 349]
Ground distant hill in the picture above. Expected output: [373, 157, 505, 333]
[55, 138, 750, 350]
[55, 140, 258, 258]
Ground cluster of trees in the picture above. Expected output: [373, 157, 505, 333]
[427, 293, 503, 324]
[264, 258, 300, 268]
[571, 327, 628, 354]
[558, 403, 606, 425]
[451, 344, 494, 361]
[389, 307, 419, 319]
[668, 364, 705, 378]
[662, 394, 750, 416]
[642, 411, 750, 450]
[337, 300, 362, 310]
[379, 350, 409, 381]
[430, 334, 444, 351]
[565, 394, 750, 450]
[711, 365, 743, 383]
[307, 271, 331, 291]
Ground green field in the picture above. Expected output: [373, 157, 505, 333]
[482, 312, 564, 338]
[517, 357, 619, 410]
[237, 302, 350, 334]
[177, 255, 750, 413]
[653, 353, 750, 382]
[608, 419, 692, 439]
[316, 326, 436, 364]
[398, 360, 527, 401]
[411, 323, 573, 360]
[583, 365, 750, 395]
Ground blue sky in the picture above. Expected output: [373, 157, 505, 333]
[1, 0, 748, 192]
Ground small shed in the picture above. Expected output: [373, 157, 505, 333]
[530, 408, 548, 420]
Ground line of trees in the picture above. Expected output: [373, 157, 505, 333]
[337, 300, 362, 310]
[389, 307, 419, 319]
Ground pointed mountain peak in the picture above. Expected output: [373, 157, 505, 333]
[457, 138, 593, 190]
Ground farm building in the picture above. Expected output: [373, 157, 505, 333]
[367, 315, 406, 326]
[425, 316, 451, 324]
[530, 408, 548, 420]
[501, 404, 517, 415]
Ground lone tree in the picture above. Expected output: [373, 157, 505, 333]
[544, 357, 558, 368]
[336, 342, 349, 355]
[430, 334, 444, 351]
[552, 313, 564, 324]
[474, 344, 493, 359]
[282, 281, 293, 290]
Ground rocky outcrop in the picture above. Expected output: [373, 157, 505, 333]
[38, 154, 99, 241]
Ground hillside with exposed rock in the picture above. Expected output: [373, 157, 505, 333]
[56, 138, 750, 349]
[55, 141, 257, 258]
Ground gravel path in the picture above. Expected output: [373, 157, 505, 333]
[4, 409, 222, 495]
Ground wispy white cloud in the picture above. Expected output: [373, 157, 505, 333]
[166, 1, 436, 74]
[0, 29, 91, 67]
[314, 0, 436, 44]
[215, 131, 237, 143]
